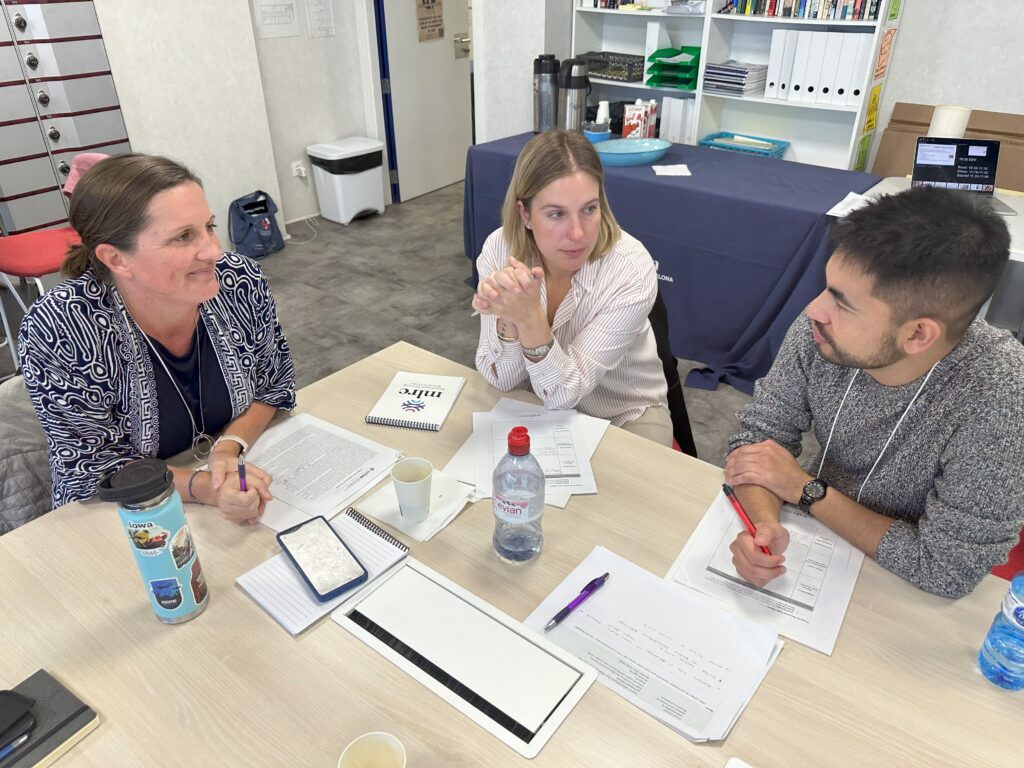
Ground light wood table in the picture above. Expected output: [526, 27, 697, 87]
[1, 342, 1019, 767]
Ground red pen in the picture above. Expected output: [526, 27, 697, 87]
[722, 483, 772, 556]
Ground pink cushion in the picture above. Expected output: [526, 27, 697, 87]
[62, 152, 109, 197]
[0, 226, 79, 277]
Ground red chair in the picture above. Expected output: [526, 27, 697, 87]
[0, 226, 79, 370]
[993, 529, 1024, 581]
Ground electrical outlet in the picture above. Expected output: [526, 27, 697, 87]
[291, 161, 307, 178]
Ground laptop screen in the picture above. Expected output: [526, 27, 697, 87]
[911, 137, 1000, 196]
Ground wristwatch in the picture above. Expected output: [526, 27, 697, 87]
[521, 338, 554, 359]
[799, 478, 829, 513]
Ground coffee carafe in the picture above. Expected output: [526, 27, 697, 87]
[533, 54, 559, 133]
[558, 58, 590, 132]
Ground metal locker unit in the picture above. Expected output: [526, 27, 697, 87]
[0, 0, 131, 235]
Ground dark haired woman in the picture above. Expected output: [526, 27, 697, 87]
[19, 154, 295, 523]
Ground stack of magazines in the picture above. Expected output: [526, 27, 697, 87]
[702, 60, 768, 96]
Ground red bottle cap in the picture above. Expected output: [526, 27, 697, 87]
[507, 426, 530, 456]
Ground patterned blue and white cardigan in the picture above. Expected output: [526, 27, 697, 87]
[19, 252, 296, 508]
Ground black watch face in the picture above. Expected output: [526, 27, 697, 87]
[804, 480, 827, 502]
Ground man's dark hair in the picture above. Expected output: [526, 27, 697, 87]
[829, 186, 1010, 336]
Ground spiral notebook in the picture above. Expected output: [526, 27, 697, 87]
[236, 508, 408, 635]
[365, 371, 465, 431]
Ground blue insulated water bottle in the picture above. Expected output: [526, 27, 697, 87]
[98, 459, 209, 624]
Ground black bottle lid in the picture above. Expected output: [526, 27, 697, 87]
[97, 458, 174, 505]
[534, 53, 558, 75]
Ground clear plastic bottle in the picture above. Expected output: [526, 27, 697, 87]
[492, 426, 545, 563]
[978, 571, 1024, 690]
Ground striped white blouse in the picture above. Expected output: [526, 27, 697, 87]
[474, 228, 668, 426]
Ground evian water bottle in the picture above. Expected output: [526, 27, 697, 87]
[492, 426, 545, 563]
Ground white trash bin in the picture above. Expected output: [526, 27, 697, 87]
[307, 137, 386, 225]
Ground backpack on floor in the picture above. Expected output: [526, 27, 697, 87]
[228, 190, 285, 259]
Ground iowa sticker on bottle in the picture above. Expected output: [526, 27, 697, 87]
[493, 493, 542, 524]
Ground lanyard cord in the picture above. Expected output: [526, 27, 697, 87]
[817, 361, 940, 503]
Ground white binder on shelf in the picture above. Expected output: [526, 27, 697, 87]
[777, 29, 799, 101]
[846, 33, 875, 107]
[764, 28, 787, 99]
[830, 30, 861, 105]
[659, 96, 676, 140]
[800, 31, 829, 103]
[816, 32, 845, 104]
[787, 30, 813, 102]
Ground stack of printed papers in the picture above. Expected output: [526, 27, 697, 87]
[666, 492, 864, 655]
[526, 546, 782, 742]
[443, 398, 610, 508]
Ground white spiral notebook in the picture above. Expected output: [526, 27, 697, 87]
[365, 371, 465, 431]
[236, 508, 408, 635]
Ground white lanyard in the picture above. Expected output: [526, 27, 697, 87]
[817, 361, 939, 503]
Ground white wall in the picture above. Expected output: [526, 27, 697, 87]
[473, 0, 547, 143]
[93, 0, 284, 234]
[871, 0, 1024, 170]
[544, 0, 574, 61]
[251, 1, 374, 222]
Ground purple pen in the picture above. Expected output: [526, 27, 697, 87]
[543, 572, 610, 632]
[237, 454, 248, 492]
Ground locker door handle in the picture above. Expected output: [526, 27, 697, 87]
[25, 52, 39, 70]
[37, 90, 50, 107]
[58, 161, 71, 175]
[13, 14, 27, 32]
[47, 126, 61, 141]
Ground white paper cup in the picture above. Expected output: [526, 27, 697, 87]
[338, 731, 406, 768]
[392, 458, 432, 524]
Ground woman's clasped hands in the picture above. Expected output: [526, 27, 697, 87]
[472, 256, 544, 325]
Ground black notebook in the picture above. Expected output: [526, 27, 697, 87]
[1, 670, 98, 768]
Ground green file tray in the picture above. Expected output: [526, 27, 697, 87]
[647, 46, 701, 67]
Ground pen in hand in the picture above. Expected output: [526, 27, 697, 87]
[544, 572, 610, 632]
[237, 454, 248, 493]
[722, 483, 772, 556]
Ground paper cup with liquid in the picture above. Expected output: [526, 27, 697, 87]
[98, 458, 209, 624]
[338, 732, 406, 768]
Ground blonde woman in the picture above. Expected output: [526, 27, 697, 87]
[473, 130, 671, 446]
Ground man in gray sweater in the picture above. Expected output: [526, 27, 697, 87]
[725, 187, 1024, 598]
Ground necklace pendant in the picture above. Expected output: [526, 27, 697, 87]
[193, 433, 214, 461]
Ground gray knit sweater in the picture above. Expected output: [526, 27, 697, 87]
[729, 312, 1024, 598]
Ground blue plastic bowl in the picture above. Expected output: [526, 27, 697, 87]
[594, 138, 671, 166]
[583, 129, 612, 144]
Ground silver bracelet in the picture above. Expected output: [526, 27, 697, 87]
[212, 434, 248, 455]
[521, 339, 554, 359]
[188, 469, 207, 502]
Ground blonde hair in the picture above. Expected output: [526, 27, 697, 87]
[500, 130, 621, 269]
[62, 154, 201, 279]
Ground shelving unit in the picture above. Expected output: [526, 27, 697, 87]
[570, 1, 906, 170]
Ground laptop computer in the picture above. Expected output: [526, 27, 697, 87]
[911, 136, 1016, 216]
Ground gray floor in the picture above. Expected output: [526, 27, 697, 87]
[0, 181, 752, 467]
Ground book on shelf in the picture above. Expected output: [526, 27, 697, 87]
[719, 0, 878, 17]
[703, 60, 768, 96]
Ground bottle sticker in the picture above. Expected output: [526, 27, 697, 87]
[494, 494, 541, 524]
[1002, 590, 1024, 630]
[190, 559, 208, 605]
[128, 522, 169, 555]
[150, 578, 183, 610]
[171, 525, 196, 570]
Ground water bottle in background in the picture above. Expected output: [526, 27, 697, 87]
[533, 54, 559, 133]
[978, 571, 1024, 690]
[492, 426, 545, 563]
[98, 458, 209, 624]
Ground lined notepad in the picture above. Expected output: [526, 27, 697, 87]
[236, 508, 408, 635]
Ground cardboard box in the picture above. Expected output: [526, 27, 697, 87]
[871, 103, 1024, 192]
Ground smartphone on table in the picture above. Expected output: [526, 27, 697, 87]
[276, 516, 368, 602]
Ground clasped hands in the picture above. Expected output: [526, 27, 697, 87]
[472, 256, 545, 328]
[723, 439, 813, 587]
[207, 445, 273, 525]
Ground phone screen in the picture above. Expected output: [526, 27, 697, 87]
[278, 517, 365, 597]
